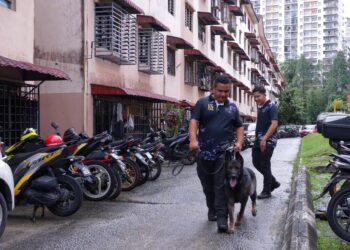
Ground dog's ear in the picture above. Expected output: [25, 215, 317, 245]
[224, 151, 231, 169]
[234, 151, 244, 167]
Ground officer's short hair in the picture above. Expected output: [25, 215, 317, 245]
[214, 75, 231, 85]
[252, 85, 266, 94]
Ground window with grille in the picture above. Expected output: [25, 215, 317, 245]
[185, 5, 193, 31]
[168, 0, 175, 15]
[220, 40, 224, 58]
[232, 86, 237, 101]
[138, 28, 164, 74]
[0, 0, 12, 9]
[0, 82, 38, 146]
[221, 2, 228, 23]
[227, 48, 232, 64]
[198, 23, 206, 43]
[211, 0, 221, 19]
[196, 62, 212, 91]
[95, 2, 137, 64]
[185, 58, 194, 85]
[233, 53, 237, 70]
[211, 32, 215, 51]
[167, 48, 176, 76]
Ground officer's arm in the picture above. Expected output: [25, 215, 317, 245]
[189, 119, 199, 151]
[262, 120, 278, 141]
[235, 126, 244, 147]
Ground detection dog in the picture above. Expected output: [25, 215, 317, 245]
[224, 150, 257, 234]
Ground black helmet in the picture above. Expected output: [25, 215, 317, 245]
[63, 128, 80, 142]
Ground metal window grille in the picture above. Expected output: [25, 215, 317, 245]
[211, 32, 215, 51]
[211, 0, 221, 19]
[220, 40, 224, 58]
[167, 48, 176, 76]
[95, 2, 137, 65]
[168, 0, 175, 15]
[221, 2, 229, 23]
[185, 6, 193, 31]
[0, 83, 39, 146]
[185, 58, 194, 85]
[93, 95, 165, 139]
[198, 23, 206, 43]
[0, 0, 11, 9]
[196, 62, 212, 91]
[138, 28, 164, 74]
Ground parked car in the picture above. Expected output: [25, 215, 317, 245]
[243, 123, 256, 147]
[277, 124, 300, 138]
[300, 124, 317, 137]
[0, 158, 14, 238]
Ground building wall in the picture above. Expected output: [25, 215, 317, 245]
[34, 0, 85, 137]
[0, 1, 34, 62]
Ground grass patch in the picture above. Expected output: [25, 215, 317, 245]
[298, 133, 347, 249]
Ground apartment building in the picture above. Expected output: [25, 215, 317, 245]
[252, 0, 345, 66]
[252, 0, 286, 62]
[298, 0, 324, 64]
[345, 17, 350, 57]
[0, 0, 283, 142]
[284, 0, 298, 60]
[323, 0, 345, 69]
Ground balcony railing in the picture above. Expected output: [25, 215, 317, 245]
[138, 28, 164, 74]
[95, 2, 137, 64]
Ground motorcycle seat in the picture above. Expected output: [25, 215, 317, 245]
[162, 134, 187, 145]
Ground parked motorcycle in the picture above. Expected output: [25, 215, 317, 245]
[5, 144, 83, 221]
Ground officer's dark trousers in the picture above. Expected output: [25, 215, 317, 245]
[252, 147, 277, 192]
[197, 157, 227, 219]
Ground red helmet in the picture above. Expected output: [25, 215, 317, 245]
[45, 134, 63, 146]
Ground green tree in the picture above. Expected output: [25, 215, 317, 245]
[280, 59, 298, 85]
[292, 55, 319, 92]
[324, 51, 350, 100]
[305, 89, 327, 123]
[278, 88, 305, 125]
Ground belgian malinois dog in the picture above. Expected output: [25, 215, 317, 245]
[224, 150, 257, 234]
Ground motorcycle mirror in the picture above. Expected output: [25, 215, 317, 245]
[51, 122, 59, 130]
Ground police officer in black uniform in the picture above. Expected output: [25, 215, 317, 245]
[189, 75, 244, 233]
[252, 85, 280, 199]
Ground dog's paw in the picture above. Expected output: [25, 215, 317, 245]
[227, 223, 235, 234]
[235, 221, 242, 226]
[227, 227, 235, 234]
[252, 208, 257, 217]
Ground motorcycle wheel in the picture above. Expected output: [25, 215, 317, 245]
[47, 175, 83, 217]
[82, 161, 117, 201]
[108, 165, 122, 199]
[137, 162, 150, 186]
[148, 160, 162, 181]
[121, 159, 141, 191]
[177, 143, 196, 165]
[0, 192, 8, 238]
[327, 188, 350, 242]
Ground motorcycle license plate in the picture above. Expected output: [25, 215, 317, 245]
[145, 152, 153, 159]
